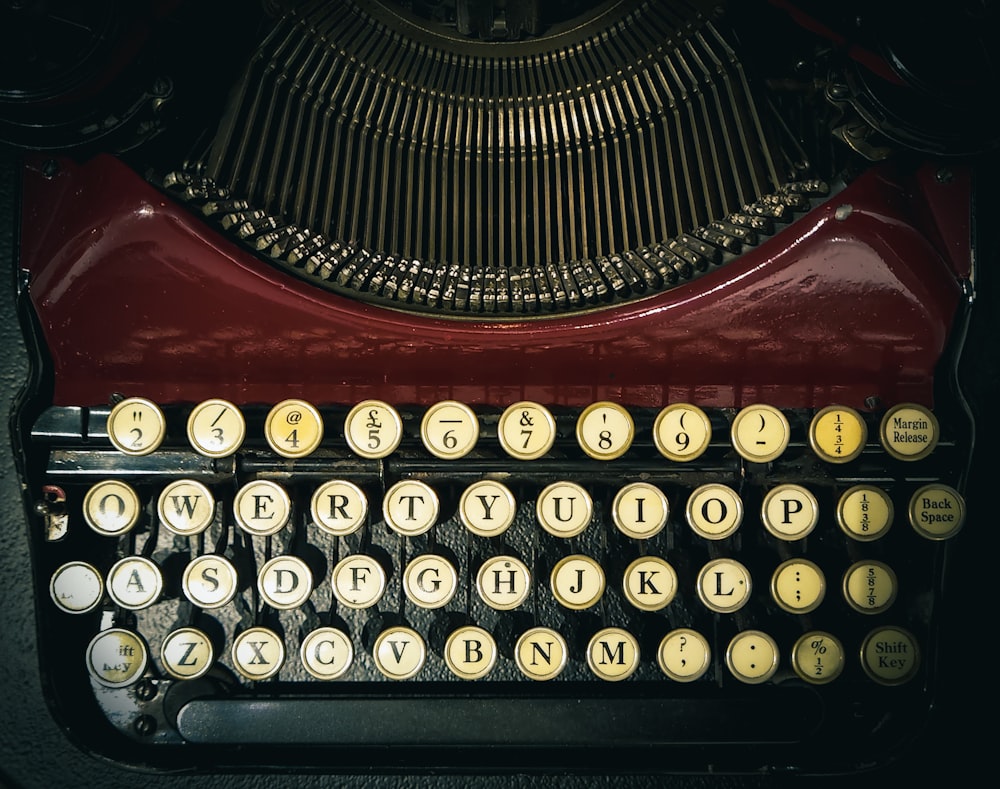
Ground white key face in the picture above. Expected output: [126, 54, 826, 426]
[182, 554, 239, 609]
[187, 398, 246, 457]
[612, 482, 669, 539]
[300, 627, 354, 680]
[476, 555, 531, 610]
[331, 554, 386, 609]
[459, 480, 516, 537]
[498, 401, 556, 460]
[50, 562, 104, 614]
[403, 554, 458, 609]
[445, 626, 497, 680]
[587, 628, 640, 682]
[515, 627, 567, 681]
[84, 480, 141, 536]
[158, 479, 215, 536]
[420, 401, 479, 459]
[344, 400, 403, 459]
[107, 556, 163, 610]
[258, 555, 314, 610]
[731, 404, 790, 463]
[232, 627, 285, 680]
[311, 480, 368, 536]
[697, 558, 752, 613]
[383, 479, 439, 536]
[373, 627, 425, 680]
[107, 397, 165, 456]
[622, 556, 677, 612]
[685, 483, 743, 540]
[760, 484, 818, 541]
[536, 481, 593, 538]
[657, 628, 711, 682]
[575, 402, 634, 460]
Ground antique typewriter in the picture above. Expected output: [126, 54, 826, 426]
[5, 0, 995, 777]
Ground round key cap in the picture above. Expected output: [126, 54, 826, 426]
[182, 554, 239, 609]
[836, 485, 893, 541]
[498, 401, 556, 460]
[258, 555, 313, 610]
[697, 557, 752, 613]
[653, 403, 712, 462]
[300, 627, 353, 680]
[373, 626, 425, 680]
[476, 555, 531, 610]
[107, 397, 165, 456]
[576, 401, 634, 460]
[107, 556, 163, 610]
[760, 484, 819, 541]
[536, 481, 593, 538]
[233, 479, 291, 536]
[730, 404, 789, 463]
[843, 560, 897, 614]
[879, 403, 938, 461]
[612, 482, 669, 539]
[232, 626, 285, 680]
[83, 480, 141, 536]
[860, 626, 920, 685]
[403, 554, 458, 609]
[515, 627, 568, 681]
[344, 400, 403, 459]
[726, 630, 779, 684]
[420, 401, 478, 459]
[265, 399, 324, 458]
[908, 483, 965, 540]
[86, 628, 148, 687]
[586, 627, 640, 682]
[331, 554, 387, 609]
[160, 627, 214, 680]
[770, 558, 825, 614]
[686, 483, 743, 540]
[621, 556, 677, 612]
[187, 398, 245, 457]
[657, 628, 710, 682]
[383, 479, 439, 537]
[459, 480, 517, 537]
[550, 554, 605, 610]
[158, 479, 215, 536]
[445, 625, 498, 680]
[808, 405, 867, 463]
[311, 479, 368, 536]
[791, 631, 845, 685]
[50, 561, 103, 614]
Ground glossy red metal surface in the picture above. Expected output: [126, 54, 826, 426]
[19, 154, 967, 410]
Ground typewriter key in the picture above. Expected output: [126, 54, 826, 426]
[515, 627, 568, 681]
[86, 628, 148, 688]
[657, 628, 710, 682]
[860, 626, 920, 685]
[653, 403, 712, 462]
[160, 627, 214, 680]
[383, 479, 439, 536]
[809, 405, 866, 463]
[730, 404, 790, 463]
[300, 627, 353, 680]
[459, 480, 516, 537]
[836, 485, 893, 541]
[182, 554, 239, 609]
[497, 401, 556, 460]
[158, 479, 215, 536]
[791, 632, 844, 685]
[726, 630, 779, 684]
[186, 398, 245, 457]
[49, 561, 104, 614]
[550, 554, 605, 610]
[576, 401, 634, 460]
[420, 400, 478, 460]
[403, 554, 458, 609]
[106, 397, 165, 456]
[879, 403, 938, 461]
[908, 483, 965, 540]
[232, 626, 285, 680]
[770, 558, 825, 614]
[258, 555, 314, 610]
[265, 399, 323, 458]
[697, 558, 752, 613]
[843, 560, 897, 614]
[760, 484, 819, 541]
[444, 625, 497, 680]
[331, 554, 387, 609]
[107, 556, 164, 610]
[536, 481, 593, 538]
[83, 480, 141, 536]
[476, 555, 531, 610]
[586, 628, 640, 682]
[344, 400, 402, 459]
[622, 556, 677, 612]
[685, 483, 743, 540]
[233, 480, 291, 536]
[311, 479, 368, 536]
[373, 626, 425, 680]
[612, 482, 669, 539]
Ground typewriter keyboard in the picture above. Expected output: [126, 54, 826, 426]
[30, 396, 966, 745]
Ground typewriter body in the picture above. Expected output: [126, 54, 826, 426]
[5, 0, 993, 776]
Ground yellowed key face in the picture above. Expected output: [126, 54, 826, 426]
[476, 555, 531, 610]
[726, 630, 779, 684]
[536, 481, 593, 538]
[107, 556, 163, 610]
[232, 626, 285, 680]
[403, 554, 458, 609]
[686, 483, 743, 540]
[809, 405, 866, 463]
[331, 554, 386, 609]
[576, 401, 634, 460]
[344, 400, 403, 459]
[234, 479, 291, 536]
[587, 628, 640, 682]
[86, 628, 148, 688]
[843, 560, 897, 614]
[770, 558, 825, 613]
[383, 479, 439, 536]
[258, 555, 313, 610]
[107, 397, 165, 456]
[697, 557, 752, 613]
[515, 627, 567, 681]
[550, 554, 605, 610]
[311, 479, 368, 536]
[612, 482, 669, 539]
[265, 399, 324, 458]
[908, 483, 965, 540]
[158, 479, 215, 536]
[791, 632, 845, 685]
[622, 556, 677, 612]
[657, 628, 710, 682]
[836, 485, 893, 541]
[445, 625, 498, 680]
[653, 403, 712, 462]
[300, 627, 354, 680]
[187, 398, 245, 457]
[760, 484, 819, 541]
[498, 401, 556, 460]
[459, 480, 517, 537]
[730, 404, 789, 463]
[160, 627, 214, 680]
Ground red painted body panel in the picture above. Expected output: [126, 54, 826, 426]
[19, 154, 967, 410]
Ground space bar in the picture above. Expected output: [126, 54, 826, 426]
[177, 692, 821, 746]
